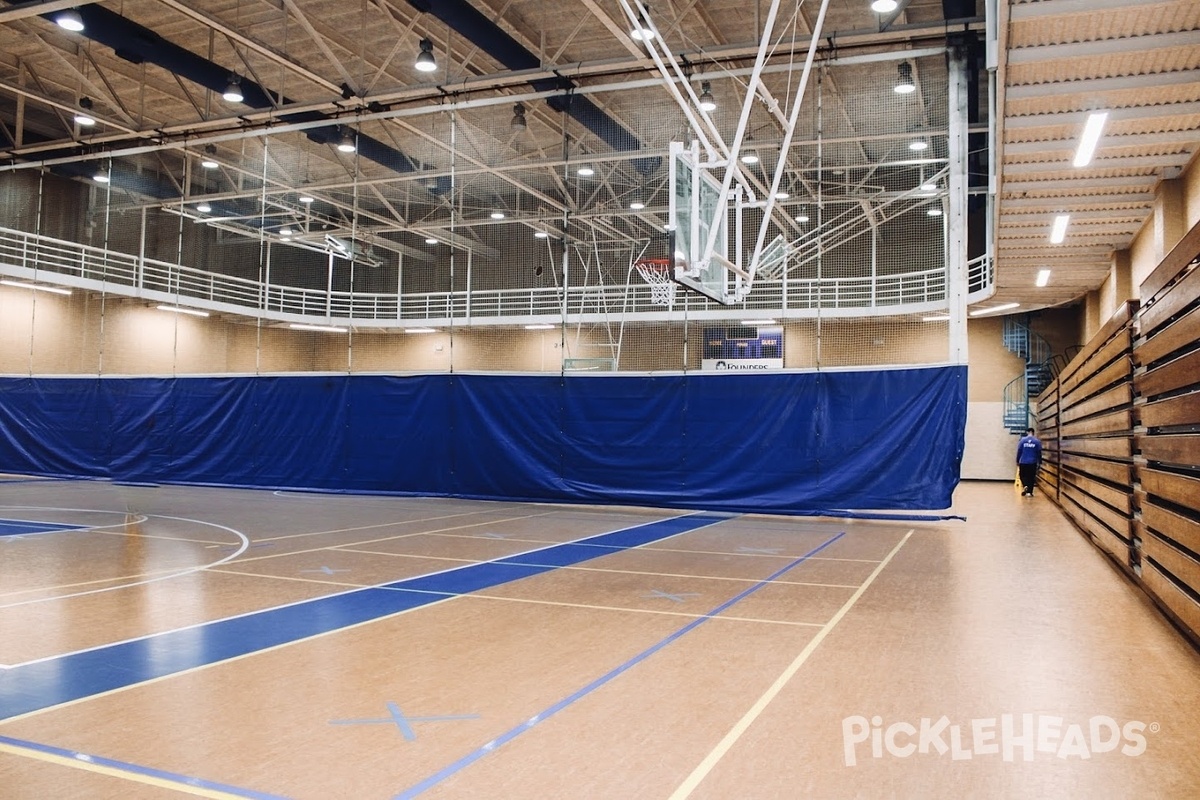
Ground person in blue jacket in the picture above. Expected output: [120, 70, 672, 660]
[1016, 427, 1042, 496]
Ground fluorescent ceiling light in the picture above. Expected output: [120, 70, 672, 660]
[156, 305, 209, 318]
[524, 324, 555, 330]
[1, 279, 72, 296]
[404, 327, 438, 334]
[969, 302, 1020, 317]
[55, 9, 84, 32]
[1036, 268, 1052, 287]
[1050, 214, 1069, 243]
[871, 0, 899, 12]
[1073, 111, 1108, 168]
[290, 323, 348, 333]
[196, 202, 212, 213]
[741, 319, 777, 325]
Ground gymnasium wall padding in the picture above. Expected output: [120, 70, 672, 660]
[0, 366, 966, 512]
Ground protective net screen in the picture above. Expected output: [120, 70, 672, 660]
[0, 52, 954, 377]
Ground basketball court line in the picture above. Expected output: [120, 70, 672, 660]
[668, 528, 915, 799]
[0, 511, 730, 718]
[453, 591, 828, 628]
[0, 734, 285, 800]
[332, 547, 863, 589]
[393, 531, 847, 798]
[249, 506, 539, 543]
[0, 514, 249, 610]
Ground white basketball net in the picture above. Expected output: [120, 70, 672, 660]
[635, 260, 677, 306]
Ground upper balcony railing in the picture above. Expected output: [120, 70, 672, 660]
[0, 226, 993, 326]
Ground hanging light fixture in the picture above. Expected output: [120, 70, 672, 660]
[73, 96, 95, 127]
[415, 38, 437, 73]
[699, 81, 716, 112]
[576, 166, 595, 177]
[222, 76, 244, 103]
[740, 133, 759, 164]
[200, 144, 219, 169]
[336, 127, 356, 153]
[908, 138, 929, 151]
[196, 202, 212, 213]
[894, 62, 916, 94]
[93, 168, 110, 183]
[629, 5, 655, 40]
[871, 1, 899, 12]
[510, 102, 527, 132]
[55, 9, 85, 32]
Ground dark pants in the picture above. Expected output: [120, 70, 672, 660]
[1018, 463, 1038, 493]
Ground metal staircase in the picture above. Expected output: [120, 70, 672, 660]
[1002, 316, 1054, 433]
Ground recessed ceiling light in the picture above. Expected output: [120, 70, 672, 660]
[290, 323, 348, 333]
[1, 279, 72, 296]
[1050, 214, 1069, 243]
[156, 305, 209, 318]
[1036, 268, 1051, 287]
[969, 302, 1020, 317]
[1073, 111, 1108, 167]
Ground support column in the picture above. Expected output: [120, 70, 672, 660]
[947, 44, 970, 365]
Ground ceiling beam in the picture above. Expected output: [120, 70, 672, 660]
[1005, 100, 1200, 129]
[1008, 30, 1199, 65]
[1002, 129, 1200, 155]
[1009, 0, 1179, 21]
[1001, 151, 1195, 175]
[1006, 68, 1200, 101]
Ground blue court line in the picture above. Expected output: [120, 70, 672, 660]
[0, 519, 79, 537]
[395, 530, 847, 799]
[0, 733, 288, 799]
[0, 512, 729, 721]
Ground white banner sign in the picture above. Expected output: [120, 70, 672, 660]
[701, 358, 784, 371]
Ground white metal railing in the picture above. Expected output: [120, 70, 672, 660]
[0, 225, 994, 325]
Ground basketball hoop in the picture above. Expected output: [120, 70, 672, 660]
[635, 258, 677, 306]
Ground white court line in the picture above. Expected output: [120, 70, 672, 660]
[669, 528, 915, 799]
[456, 592, 827, 627]
[2, 510, 716, 671]
[0, 513, 249, 610]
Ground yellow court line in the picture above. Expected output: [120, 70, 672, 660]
[253, 506, 526, 543]
[332, 547, 860, 589]
[460, 591, 825, 627]
[670, 528, 915, 799]
[0, 740, 246, 799]
[223, 512, 557, 566]
[638, 544, 884, 563]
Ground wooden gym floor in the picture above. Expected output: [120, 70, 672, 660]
[1, 477, 1199, 799]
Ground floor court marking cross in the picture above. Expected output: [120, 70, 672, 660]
[643, 589, 701, 603]
[330, 702, 480, 741]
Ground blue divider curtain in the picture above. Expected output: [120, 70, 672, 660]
[0, 366, 966, 513]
